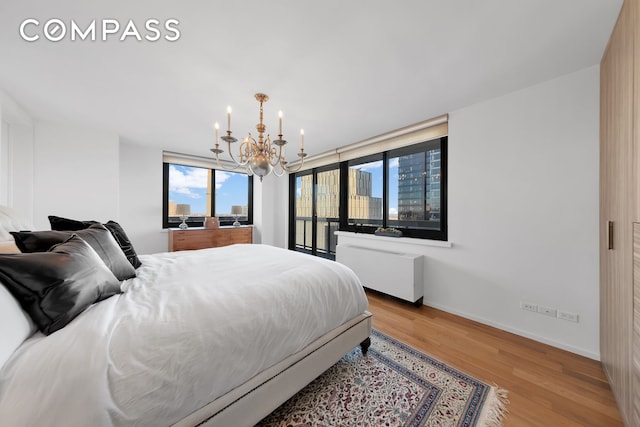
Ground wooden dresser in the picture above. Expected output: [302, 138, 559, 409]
[168, 226, 253, 251]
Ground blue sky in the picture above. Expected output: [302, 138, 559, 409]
[168, 165, 248, 216]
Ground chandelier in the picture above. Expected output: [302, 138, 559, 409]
[211, 93, 307, 181]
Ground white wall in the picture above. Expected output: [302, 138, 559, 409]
[1, 111, 168, 254]
[322, 65, 600, 359]
[9, 125, 35, 222]
[255, 173, 288, 247]
[445, 65, 599, 359]
[33, 123, 119, 229]
[0, 92, 35, 223]
[118, 142, 166, 254]
[0, 118, 8, 206]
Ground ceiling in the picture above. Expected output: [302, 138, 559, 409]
[0, 0, 623, 159]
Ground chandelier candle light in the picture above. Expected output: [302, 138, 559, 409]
[211, 93, 307, 181]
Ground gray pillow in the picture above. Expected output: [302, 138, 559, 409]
[11, 224, 136, 281]
[48, 216, 142, 269]
[0, 235, 122, 335]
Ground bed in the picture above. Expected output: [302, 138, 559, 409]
[0, 206, 371, 426]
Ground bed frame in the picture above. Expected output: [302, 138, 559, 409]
[174, 312, 372, 427]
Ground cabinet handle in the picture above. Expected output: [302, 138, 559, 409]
[608, 221, 614, 250]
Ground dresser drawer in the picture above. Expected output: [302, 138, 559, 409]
[168, 227, 252, 251]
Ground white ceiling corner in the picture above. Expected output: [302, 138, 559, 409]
[0, 0, 623, 159]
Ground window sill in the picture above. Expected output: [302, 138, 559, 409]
[334, 231, 452, 248]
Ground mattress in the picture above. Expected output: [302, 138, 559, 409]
[0, 244, 368, 426]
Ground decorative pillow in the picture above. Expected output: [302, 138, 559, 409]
[0, 235, 122, 335]
[48, 215, 96, 231]
[11, 224, 136, 281]
[48, 216, 142, 269]
[104, 221, 142, 269]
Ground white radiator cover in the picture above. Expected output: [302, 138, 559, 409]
[336, 244, 424, 303]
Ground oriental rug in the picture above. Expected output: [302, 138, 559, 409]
[258, 329, 508, 427]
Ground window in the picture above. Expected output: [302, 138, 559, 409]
[289, 137, 447, 247]
[163, 163, 253, 228]
[346, 155, 383, 228]
[316, 168, 341, 257]
[293, 172, 313, 253]
[289, 164, 341, 259]
[387, 139, 443, 234]
[341, 137, 446, 239]
[214, 170, 250, 223]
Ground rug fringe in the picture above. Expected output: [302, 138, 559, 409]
[476, 385, 509, 427]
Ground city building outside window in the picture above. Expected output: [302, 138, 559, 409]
[346, 155, 383, 228]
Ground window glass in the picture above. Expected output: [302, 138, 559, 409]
[295, 174, 313, 251]
[388, 145, 442, 230]
[347, 159, 383, 227]
[167, 164, 211, 226]
[316, 168, 340, 257]
[215, 170, 249, 222]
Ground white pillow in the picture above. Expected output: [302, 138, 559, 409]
[0, 205, 34, 241]
[0, 206, 37, 371]
[0, 284, 35, 371]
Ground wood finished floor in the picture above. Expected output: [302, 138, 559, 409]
[365, 290, 623, 427]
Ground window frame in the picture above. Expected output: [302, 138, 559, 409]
[288, 163, 341, 259]
[288, 169, 314, 254]
[288, 136, 447, 250]
[162, 162, 254, 229]
[342, 153, 385, 230]
[384, 138, 447, 240]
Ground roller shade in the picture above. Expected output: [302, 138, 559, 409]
[164, 114, 447, 173]
[294, 114, 448, 171]
[163, 151, 245, 172]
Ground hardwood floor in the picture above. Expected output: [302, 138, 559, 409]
[365, 290, 624, 426]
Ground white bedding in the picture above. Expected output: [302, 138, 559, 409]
[0, 244, 368, 427]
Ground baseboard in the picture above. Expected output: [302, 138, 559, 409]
[424, 301, 600, 361]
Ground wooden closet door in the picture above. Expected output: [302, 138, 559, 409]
[600, 0, 635, 423]
[635, 0, 640, 422]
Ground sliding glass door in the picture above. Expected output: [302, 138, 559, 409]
[289, 165, 340, 259]
[315, 167, 340, 258]
[293, 172, 313, 253]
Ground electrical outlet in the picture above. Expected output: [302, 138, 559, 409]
[538, 306, 557, 317]
[558, 311, 579, 322]
[520, 302, 538, 312]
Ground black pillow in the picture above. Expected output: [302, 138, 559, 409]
[0, 235, 122, 335]
[103, 221, 142, 269]
[48, 216, 142, 269]
[11, 224, 136, 281]
[48, 215, 96, 231]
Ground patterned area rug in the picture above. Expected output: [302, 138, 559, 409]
[258, 329, 508, 427]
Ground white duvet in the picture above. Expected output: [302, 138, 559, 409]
[0, 244, 368, 426]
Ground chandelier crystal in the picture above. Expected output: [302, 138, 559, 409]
[211, 93, 307, 181]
